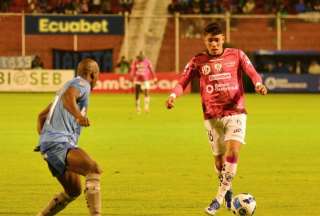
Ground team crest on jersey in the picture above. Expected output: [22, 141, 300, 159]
[214, 63, 222, 72]
[201, 64, 211, 75]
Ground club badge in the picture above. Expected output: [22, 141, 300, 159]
[201, 64, 211, 75]
[214, 63, 222, 72]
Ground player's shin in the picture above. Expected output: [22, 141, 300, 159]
[215, 158, 237, 204]
[37, 192, 75, 216]
[144, 96, 150, 112]
[85, 173, 101, 216]
[136, 99, 141, 113]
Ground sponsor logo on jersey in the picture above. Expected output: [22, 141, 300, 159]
[206, 83, 239, 92]
[209, 72, 231, 81]
[205, 83, 238, 93]
[214, 63, 222, 72]
[201, 64, 211, 75]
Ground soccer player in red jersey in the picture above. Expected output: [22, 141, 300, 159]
[166, 23, 267, 215]
[130, 51, 157, 113]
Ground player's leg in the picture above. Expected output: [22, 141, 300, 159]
[36, 142, 81, 216]
[213, 154, 233, 210]
[209, 114, 246, 214]
[37, 171, 81, 216]
[215, 140, 241, 204]
[204, 119, 226, 215]
[143, 87, 150, 112]
[135, 84, 142, 113]
[66, 148, 102, 216]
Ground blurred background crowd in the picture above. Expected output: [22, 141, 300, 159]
[0, 0, 134, 14]
[168, 0, 320, 15]
[1, 0, 320, 15]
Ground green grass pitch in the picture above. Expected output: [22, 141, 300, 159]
[0, 93, 319, 216]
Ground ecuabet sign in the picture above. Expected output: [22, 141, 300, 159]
[0, 69, 74, 92]
[93, 73, 190, 93]
[25, 15, 124, 35]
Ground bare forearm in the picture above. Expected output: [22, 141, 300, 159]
[37, 103, 51, 134]
[62, 93, 83, 120]
[37, 115, 46, 134]
[61, 86, 89, 126]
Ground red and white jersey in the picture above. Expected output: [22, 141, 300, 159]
[130, 58, 154, 82]
[172, 48, 262, 119]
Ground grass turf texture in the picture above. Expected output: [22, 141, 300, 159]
[0, 93, 319, 216]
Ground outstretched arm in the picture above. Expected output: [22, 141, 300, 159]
[37, 103, 51, 134]
[239, 50, 267, 95]
[62, 86, 90, 127]
[148, 62, 157, 81]
[166, 60, 197, 109]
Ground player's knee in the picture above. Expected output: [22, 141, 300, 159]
[225, 149, 240, 163]
[215, 160, 223, 172]
[214, 155, 224, 172]
[228, 148, 240, 156]
[65, 185, 82, 198]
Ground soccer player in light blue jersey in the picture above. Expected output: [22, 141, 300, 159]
[36, 58, 102, 216]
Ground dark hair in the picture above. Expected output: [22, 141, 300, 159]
[204, 23, 223, 35]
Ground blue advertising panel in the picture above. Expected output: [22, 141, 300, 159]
[53, 49, 113, 72]
[25, 15, 124, 35]
[262, 73, 320, 92]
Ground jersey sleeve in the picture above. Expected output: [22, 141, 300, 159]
[70, 79, 90, 99]
[239, 50, 262, 85]
[171, 58, 198, 97]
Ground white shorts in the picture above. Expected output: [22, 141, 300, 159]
[134, 81, 151, 90]
[204, 114, 247, 156]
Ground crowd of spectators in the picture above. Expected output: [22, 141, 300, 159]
[0, 0, 134, 14]
[257, 59, 320, 74]
[2, 0, 320, 15]
[168, 0, 320, 15]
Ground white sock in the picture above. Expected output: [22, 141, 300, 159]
[85, 173, 101, 216]
[37, 192, 74, 216]
[215, 162, 237, 204]
[144, 96, 150, 111]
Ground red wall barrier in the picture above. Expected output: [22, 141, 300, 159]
[93, 72, 190, 93]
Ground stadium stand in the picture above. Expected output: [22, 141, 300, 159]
[3, 0, 132, 14]
[0, 0, 319, 72]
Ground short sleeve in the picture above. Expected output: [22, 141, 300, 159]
[70, 79, 90, 98]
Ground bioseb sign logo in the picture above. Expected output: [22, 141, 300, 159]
[0, 69, 74, 92]
[25, 15, 124, 35]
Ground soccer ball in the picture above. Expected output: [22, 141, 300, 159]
[231, 193, 256, 216]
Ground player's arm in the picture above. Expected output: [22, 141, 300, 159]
[166, 60, 197, 109]
[129, 61, 136, 81]
[61, 86, 90, 127]
[239, 50, 267, 95]
[148, 62, 157, 82]
[37, 103, 51, 135]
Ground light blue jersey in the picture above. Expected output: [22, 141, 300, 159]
[39, 76, 91, 148]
